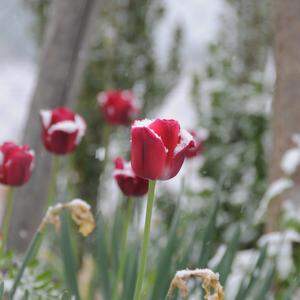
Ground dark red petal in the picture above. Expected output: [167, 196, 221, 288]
[158, 129, 195, 180]
[46, 130, 78, 155]
[51, 107, 76, 125]
[115, 174, 148, 197]
[4, 151, 33, 186]
[149, 119, 180, 153]
[114, 157, 125, 169]
[131, 126, 167, 180]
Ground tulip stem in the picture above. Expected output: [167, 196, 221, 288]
[9, 228, 44, 299]
[97, 125, 111, 205]
[112, 197, 134, 300]
[133, 180, 156, 300]
[2, 187, 14, 251]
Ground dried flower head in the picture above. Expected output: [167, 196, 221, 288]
[39, 199, 95, 236]
[167, 268, 224, 300]
[65, 199, 96, 236]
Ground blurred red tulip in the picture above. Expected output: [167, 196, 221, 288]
[186, 128, 209, 159]
[114, 157, 149, 197]
[40, 107, 86, 155]
[0, 142, 35, 186]
[131, 119, 195, 180]
[97, 90, 139, 126]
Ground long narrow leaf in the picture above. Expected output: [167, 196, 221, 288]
[122, 241, 139, 300]
[253, 264, 275, 300]
[198, 196, 220, 267]
[0, 282, 4, 299]
[150, 208, 180, 300]
[95, 213, 111, 299]
[215, 225, 241, 285]
[235, 245, 267, 300]
[60, 211, 80, 299]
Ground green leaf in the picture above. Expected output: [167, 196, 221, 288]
[253, 264, 275, 300]
[198, 194, 220, 267]
[60, 211, 80, 300]
[0, 282, 4, 299]
[22, 290, 29, 300]
[215, 225, 241, 285]
[150, 207, 180, 300]
[122, 241, 139, 300]
[95, 213, 111, 299]
[61, 290, 72, 300]
[235, 245, 267, 300]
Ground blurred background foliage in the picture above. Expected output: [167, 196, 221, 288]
[6, 0, 298, 299]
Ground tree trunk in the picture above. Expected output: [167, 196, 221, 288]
[8, 0, 101, 251]
[267, 0, 300, 231]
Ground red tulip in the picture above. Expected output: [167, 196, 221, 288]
[186, 128, 209, 159]
[97, 90, 139, 126]
[114, 157, 148, 197]
[131, 119, 195, 180]
[0, 142, 35, 186]
[40, 107, 86, 155]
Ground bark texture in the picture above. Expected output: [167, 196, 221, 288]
[267, 0, 300, 231]
[8, 0, 100, 251]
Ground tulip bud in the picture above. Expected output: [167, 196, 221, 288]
[97, 90, 139, 126]
[131, 119, 195, 180]
[40, 107, 86, 155]
[186, 128, 209, 159]
[0, 142, 35, 186]
[114, 157, 148, 197]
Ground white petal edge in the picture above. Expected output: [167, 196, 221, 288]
[74, 115, 86, 145]
[40, 110, 52, 128]
[48, 120, 78, 135]
[174, 129, 194, 155]
[114, 160, 135, 178]
[0, 151, 3, 166]
[132, 119, 168, 153]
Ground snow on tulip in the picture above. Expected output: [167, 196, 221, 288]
[131, 119, 195, 180]
[186, 128, 209, 159]
[97, 90, 139, 126]
[0, 142, 35, 186]
[40, 107, 86, 155]
[114, 157, 148, 197]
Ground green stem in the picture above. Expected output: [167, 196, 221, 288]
[112, 198, 134, 300]
[96, 125, 111, 206]
[47, 156, 60, 206]
[9, 229, 44, 299]
[2, 188, 14, 251]
[133, 180, 156, 300]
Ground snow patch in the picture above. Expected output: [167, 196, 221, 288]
[40, 110, 52, 129]
[281, 148, 300, 175]
[258, 230, 300, 279]
[174, 128, 194, 155]
[48, 120, 78, 134]
[74, 115, 86, 145]
[254, 178, 293, 223]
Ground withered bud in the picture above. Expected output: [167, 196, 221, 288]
[167, 268, 224, 300]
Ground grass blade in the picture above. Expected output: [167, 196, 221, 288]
[198, 195, 220, 267]
[235, 245, 267, 300]
[95, 213, 111, 299]
[253, 264, 275, 300]
[215, 224, 241, 285]
[60, 211, 80, 299]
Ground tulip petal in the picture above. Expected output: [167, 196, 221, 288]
[149, 119, 180, 154]
[131, 125, 167, 180]
[160, 129, 195, 180]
